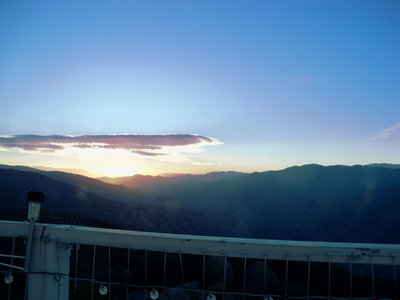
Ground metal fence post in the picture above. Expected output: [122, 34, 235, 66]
[26, 235, 72, 300]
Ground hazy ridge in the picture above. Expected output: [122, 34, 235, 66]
[1, 163, 400, 243]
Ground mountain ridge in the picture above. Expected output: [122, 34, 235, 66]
[1, 163, 400, 243]
[97, 171, 246, 189]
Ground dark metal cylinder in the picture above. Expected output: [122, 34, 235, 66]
[26, 191, 46, 203]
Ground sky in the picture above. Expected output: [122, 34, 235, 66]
[0, 0, 399, 177]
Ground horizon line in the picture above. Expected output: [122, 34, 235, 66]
[1, 162, 399, 179]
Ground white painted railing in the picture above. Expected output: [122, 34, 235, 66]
[0, 220, 400, 300]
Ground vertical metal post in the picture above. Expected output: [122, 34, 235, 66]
[144, 249, 148, 300]
[371, 258, 375, 298]
[7, 237, 16, 300]
[242, 256, 247, 300]
[306, 256, 311, 300]
[24, 220, 35, 272]
[284, 256, 289, 300]
[163, 251, 167, 298]
[263, 255, 267, 297]
[24, 191, 46, 273]
[74, 244, 79, 299]
[349, 256, 353, 300]
[222, 255, 227, 300]
[327, 256, 331, 300]
[178, 252, 185, 299]
[126, 248, 130, 300]
[108, 246, 111, 300]
[26, 235, 71, 300]
[91, 245, 96, 300]
[393, 256, 397, 300]
[202, 253, 206, 300]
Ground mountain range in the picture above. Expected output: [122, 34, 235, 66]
[98, 171, 244, 189]
[0, 163, 399, 243]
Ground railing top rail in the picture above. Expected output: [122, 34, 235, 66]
[1, 220, 399, 264]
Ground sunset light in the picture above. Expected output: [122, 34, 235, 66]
[0, 0, 399, 176]
[1, 3, 400, 299]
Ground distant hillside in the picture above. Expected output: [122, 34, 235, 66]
[1, 164, 400, 243]
[329, 183, 400, 243]
[98, 171, 245, 190]
[0, 164, 143, 203]
[366, 163, 400, 169]
[149, 164, 400, 208]
[0, 168, 244, 236]
[137, 164, 400, 242]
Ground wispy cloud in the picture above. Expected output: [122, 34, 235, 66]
[371, 123, 400, 140]
[0, 134, 221, 156]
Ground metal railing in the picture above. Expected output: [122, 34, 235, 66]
[1, 220, 400, 300]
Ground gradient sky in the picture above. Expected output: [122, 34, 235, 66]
[0, 0, 399, 177]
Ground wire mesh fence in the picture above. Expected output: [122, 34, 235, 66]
[0, 236, 28, 300]
[68, 244, 399, 300]
[0, 221, 399, 300]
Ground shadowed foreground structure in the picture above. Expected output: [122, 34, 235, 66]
[0, 220, 399, 300]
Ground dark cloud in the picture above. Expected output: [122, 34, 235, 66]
[0, 134, 220, 156]
[0, 142, 63, 152]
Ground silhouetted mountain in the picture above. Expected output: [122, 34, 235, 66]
[148, 164, 400, 209]
[0, 164, 143, 203]
[366, 163, 400, 169]
[0, 168, 244, 236]
[127, 164, 400, 242]
[98, 171, 244, 190]
[330, 183, 400, 243]
[1, 164, 400, 243]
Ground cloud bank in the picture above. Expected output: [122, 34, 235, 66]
[371, 122, 400, 140]
[0, 134, 221, 156]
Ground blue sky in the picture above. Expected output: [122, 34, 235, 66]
[0, 1, 399, 176]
